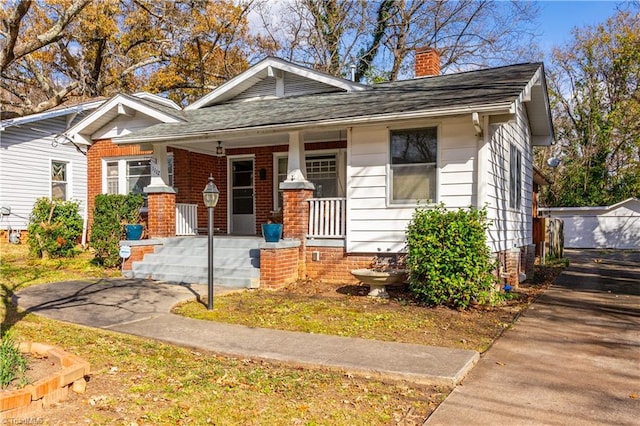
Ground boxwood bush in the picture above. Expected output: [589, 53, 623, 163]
[27, 198, 83, 258]
[406, 204, 498, 309]
[90, 194, 144, 267]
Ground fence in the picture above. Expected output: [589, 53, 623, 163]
[176, 203, 198, 236]
[307, 198, 346, 238]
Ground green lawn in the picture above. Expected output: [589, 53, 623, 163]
[1, 243, 447, 424]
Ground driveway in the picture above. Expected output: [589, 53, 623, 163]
[427, 249, 640, 425]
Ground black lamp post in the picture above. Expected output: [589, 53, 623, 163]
[202, 174, 219, 310]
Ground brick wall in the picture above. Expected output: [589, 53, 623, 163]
[87, 139, 152, 237]
[305, 247, 373, 283]
[121, 244, 157, 271]
[147, 192, 176, 238]
[226, 145, 288, 234]
[260, 246, 299, 289]
[169, 148, 224, 232]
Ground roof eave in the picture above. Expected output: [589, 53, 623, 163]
[114, 102, 514, 145]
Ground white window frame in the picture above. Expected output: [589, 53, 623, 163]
[509, 143, 522, 210]
[50, 159, 71, 201]
[101, 155, 174, 195]
[387, 126, 439, 206]
[272, 149, 345, 210]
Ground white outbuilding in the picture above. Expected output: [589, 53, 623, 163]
[540, 198, 640, 249]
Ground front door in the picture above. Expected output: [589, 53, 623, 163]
[230, 158, 255, 235]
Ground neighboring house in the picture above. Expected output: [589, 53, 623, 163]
[540, 198, 640, 249]
[64, 49, 554, 288]
[0, 100, 104, 244]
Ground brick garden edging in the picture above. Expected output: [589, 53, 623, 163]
[0, 342, 90, 420]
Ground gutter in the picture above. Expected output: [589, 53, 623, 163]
[112, 102, 514, 145]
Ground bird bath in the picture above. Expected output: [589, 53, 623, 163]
[350, 269, 407, 298]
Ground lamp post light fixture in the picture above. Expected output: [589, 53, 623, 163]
[202, 174, 219, 310]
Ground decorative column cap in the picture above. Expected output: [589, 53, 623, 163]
[279, 181, 315, 190]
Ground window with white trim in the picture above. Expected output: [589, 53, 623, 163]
[275, 154, 340, 209]
[509, 143, 522, 209]
[390, 127, 437, 203]
[104, 156, 174, 195]
[51, 160, 68, 201]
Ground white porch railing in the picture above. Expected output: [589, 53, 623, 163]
[176, 203, 198, 236]
[308, 197, 346, 238]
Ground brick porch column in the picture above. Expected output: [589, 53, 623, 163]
[146, 188, 176, 238]
[280, 181, 314, 277]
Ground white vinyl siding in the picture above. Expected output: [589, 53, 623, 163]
[346, 116, 477, 253]
[485, 101, 533, 252]
[230, 71, 344, 103]
[0, 115, 88, 231]
[92, 113, 163, 140]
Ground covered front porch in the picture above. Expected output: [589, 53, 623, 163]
[138, 128, 348, 242]
[119, 128, 366, 289]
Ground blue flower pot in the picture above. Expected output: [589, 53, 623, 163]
[262, 223, 282, 242]
[124, 224, 143, 240]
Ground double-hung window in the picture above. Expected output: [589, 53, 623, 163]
[104, 156, 174, 195]
[275, 154, 341, 210]
[509, 143, 522, 209]
[51, 160, 68, 201]
[390, 127, 437, 203]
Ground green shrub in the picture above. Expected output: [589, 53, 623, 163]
[90, 194, 144, 267]
[406, 204, 498, 309]
[0, 332, 27, 389]
[27, 198, 83, 258]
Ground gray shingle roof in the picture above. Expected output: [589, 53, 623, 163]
[115, 63, 542, 142]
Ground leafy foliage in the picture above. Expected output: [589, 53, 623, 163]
[90, 194, 144, 267]
[0, 332, 27, 389]
[27, 198, 83, 259]
[538, 8, 640, 206]
[405, 204, 497, 309]
[0, 0, 257, 115]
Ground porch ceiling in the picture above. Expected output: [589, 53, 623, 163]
[168, 129, 346, 155]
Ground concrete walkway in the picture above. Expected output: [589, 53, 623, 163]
[427, 249, 640, 425]
[13, 278, 478, 387]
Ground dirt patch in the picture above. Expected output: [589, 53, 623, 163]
[3, 353, 62, 392]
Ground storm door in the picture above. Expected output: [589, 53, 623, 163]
[230, 158, 255, 235]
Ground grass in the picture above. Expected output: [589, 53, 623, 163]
[0, 242, 451, 424]
[173, 290, 519, 353]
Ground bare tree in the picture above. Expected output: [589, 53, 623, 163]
[253, 0, 540, 82]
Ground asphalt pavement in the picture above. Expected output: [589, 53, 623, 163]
[427, 249, 640, 425]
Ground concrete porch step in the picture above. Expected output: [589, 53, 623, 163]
[129, 236, 263, 288]
[139, 253, 260, 269]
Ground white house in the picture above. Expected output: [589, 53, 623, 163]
[541, 198, 640, 249]
[0, 100, 104, 243]
[63, 50, 554, 288]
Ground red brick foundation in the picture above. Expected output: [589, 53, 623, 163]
[305, 246, 373, 283]
[120, 243, 159, 271]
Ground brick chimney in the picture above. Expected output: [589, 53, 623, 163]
[415, 47, 440, 77]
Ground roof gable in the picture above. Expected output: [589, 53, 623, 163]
[66, 92, 184, 145]
[186, 56, 366, 110]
